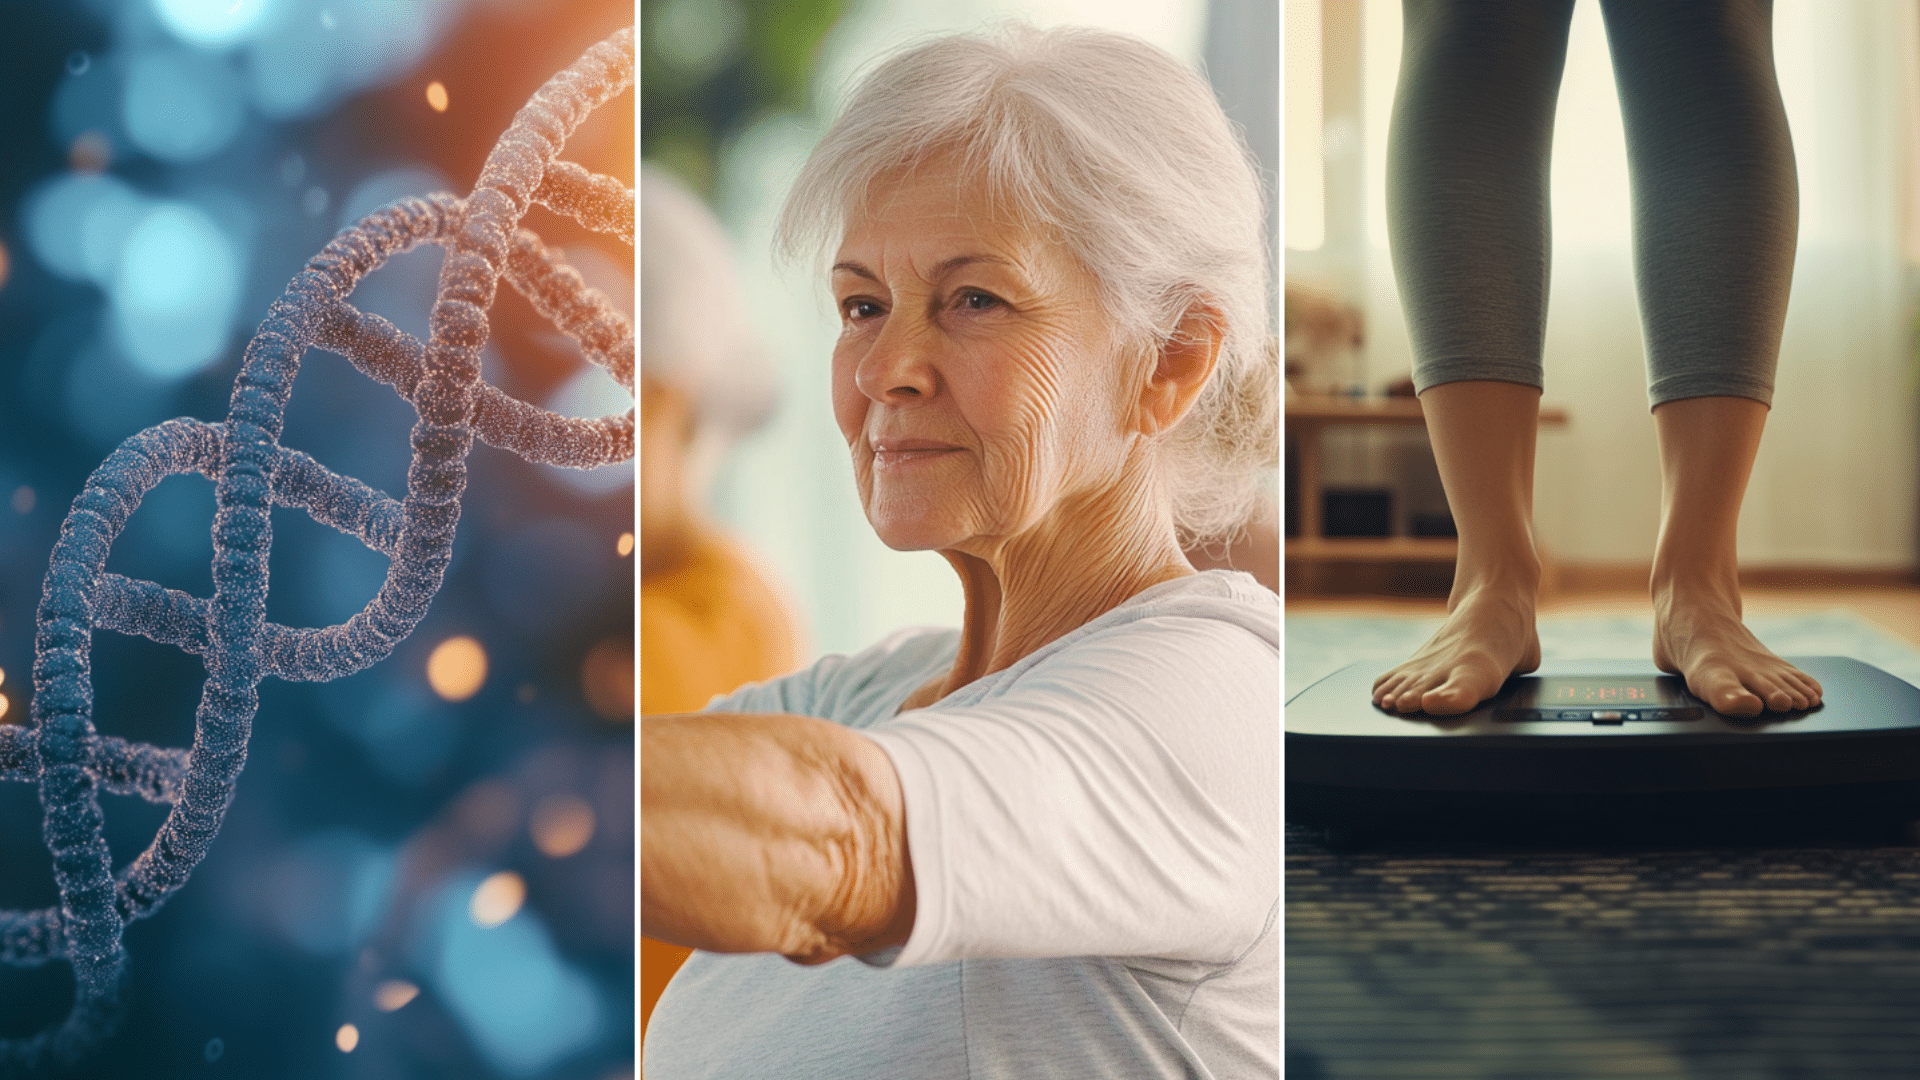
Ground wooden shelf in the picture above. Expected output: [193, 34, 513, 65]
[1286, 395, 1570, 593]
[1286, 395, 1569, 427]
[1286, 537, 1458, 562]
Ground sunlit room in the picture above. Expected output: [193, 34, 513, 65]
[1286, 0, 1920, 1075]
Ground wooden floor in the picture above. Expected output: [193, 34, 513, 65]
[1287, 584, 1920, 650]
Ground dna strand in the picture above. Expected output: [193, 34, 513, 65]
[0, 27, 634, 1067]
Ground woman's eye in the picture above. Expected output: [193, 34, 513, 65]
[841, 299, 883, 321]
[958, 290, 1001, 312]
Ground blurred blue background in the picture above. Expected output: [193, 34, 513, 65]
[0, 1, 634, 1078]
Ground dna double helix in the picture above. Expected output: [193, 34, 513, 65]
[0, 27, 634, 1067]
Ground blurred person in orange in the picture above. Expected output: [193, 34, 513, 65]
[639, 164, 805, 1037]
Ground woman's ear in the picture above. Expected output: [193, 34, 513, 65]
[1134, 301, 1224, 436]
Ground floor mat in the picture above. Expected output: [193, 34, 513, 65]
[1286, 611, 1920, 1079]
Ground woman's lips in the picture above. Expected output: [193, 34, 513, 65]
[872, 441, 963, 468]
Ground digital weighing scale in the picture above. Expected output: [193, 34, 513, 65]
[1288, 657, 1920, 841]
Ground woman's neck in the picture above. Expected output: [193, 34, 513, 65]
[927, 459, 1195, 701]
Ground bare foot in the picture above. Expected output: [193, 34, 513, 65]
[1652, 581, 1823, 718]
[1372, 576, 1541, 716]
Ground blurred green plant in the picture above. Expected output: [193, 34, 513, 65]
[642, 0, 850, 196]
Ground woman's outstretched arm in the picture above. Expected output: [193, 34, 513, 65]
[640, 713, 916, 965]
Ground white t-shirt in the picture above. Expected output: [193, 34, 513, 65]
[644, 570, 1279, 1079]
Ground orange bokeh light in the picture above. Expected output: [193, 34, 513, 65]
[531, 793, 595, 858]
[426, 636, 487, 702]
[581, 638, 633, 721]
[470, 870, 525, 927]
[374, 979, 419, 1012]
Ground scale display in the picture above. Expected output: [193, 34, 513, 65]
[1494, 675, 1702, 722]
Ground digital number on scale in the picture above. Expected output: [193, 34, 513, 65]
[1552, 685, 1653, 702]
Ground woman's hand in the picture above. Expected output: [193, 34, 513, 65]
[640, 713, 916, 965]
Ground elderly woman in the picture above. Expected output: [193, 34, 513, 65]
[641, 24, 1279, 1078]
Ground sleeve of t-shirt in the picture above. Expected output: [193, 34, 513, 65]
[860, 614, 1279, 968]
[697, 656, 828, 716]
[696, 628, 955, 723]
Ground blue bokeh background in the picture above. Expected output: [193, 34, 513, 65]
[0, 2, 635, 1077]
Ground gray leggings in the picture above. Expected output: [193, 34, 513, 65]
[1389, 0, 1797, 407]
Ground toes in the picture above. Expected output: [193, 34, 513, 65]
[1714, 686, 1763, 717]
[1381, 672, 1455, 715]
[1693, 671, 1763, 717]
[1393, 683, 1435, 714]
[1760, 668, 1822, 712]
[1780, 674, 1815, 711]
[1793, 671, 1825, 705]
[1422, 664, 1506, 716]
[1373, 673, 1412, 709]
[1421, 683, 1479, 716]
[1372, 678, 1402, 709]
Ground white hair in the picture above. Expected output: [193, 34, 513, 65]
[641, 164, 778, 480]
[778, 22, 1277, 542]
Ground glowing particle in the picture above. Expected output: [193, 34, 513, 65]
[581, 638, 634, 721]
[1, 667, 7, 687]
[0, 240, 9, 294]
[203, 1037, 224, 1061]
[374, 979, 419, 1012]
[425, 81, 449, 113]
[335, 1023, 359, 1053]
[470, 871, 525, 927]
[531, 794, 595, 858]
[112, 202, 243, 380]
[616, 531, 634, 557]
[427, 636, 488, 702]
[65, 51, 90, 76]
[10, 486, 32, 514]
[68, 131, 110, 173]
[302, 186, 329, 216]
[0, 693, 9, 723]
[153, 0, 269, 49]
[319, 8, 335, 29]
[121, 48, 246, 163]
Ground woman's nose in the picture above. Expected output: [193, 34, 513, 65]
[854, 317, 938, 403]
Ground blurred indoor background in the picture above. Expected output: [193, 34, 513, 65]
[0, 1, 634, 1078]
[643, 0, 1279, 664]
[1286, 0, 1920, 600]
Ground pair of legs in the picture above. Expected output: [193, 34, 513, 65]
[1372, 0, 1821, 717]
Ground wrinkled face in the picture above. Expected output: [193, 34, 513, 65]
[830, 161, 1141, 554]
